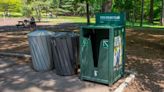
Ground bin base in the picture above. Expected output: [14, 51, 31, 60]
[80, 76, 113, 85]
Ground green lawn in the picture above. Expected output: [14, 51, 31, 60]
[0, 12, 163, 29]
[0, 12, 22, 17]
[126, 21, 164, 29]
[59, 16, 95, 23]
[49, 16, 95, 24]
[49, 16, 164, 29]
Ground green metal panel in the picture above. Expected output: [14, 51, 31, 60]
[122, 27, 126, 75]
[80, 38, 94, 77]
[108, 28, 114, 84]
[80, 39, 110, 84]
[82, 25, 123, 29]
[96, 13, 126, 26]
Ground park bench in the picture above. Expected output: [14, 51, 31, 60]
[16, 20, 36, 28]
[16, 21, 26, 28]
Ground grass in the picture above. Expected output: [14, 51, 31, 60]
[59, 16, 95, 23]
[0, 12, 22, 17]
[49, 16, 95, 25]
[49, 16, 164, 29]
[0, 12, 163, 29]
[126, 21, 164, 29]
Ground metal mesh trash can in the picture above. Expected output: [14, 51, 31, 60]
[28, 30, 53, 72]
[51, 32, 79, 76]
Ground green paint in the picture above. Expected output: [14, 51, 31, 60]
[80, 13, 126, 85]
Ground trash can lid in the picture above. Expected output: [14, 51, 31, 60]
[28, 30, 54, 37]
[51, 32, 78, 38]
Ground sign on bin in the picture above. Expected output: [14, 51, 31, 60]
[103, 40, 109, 48]
[114, 35, 122, 71]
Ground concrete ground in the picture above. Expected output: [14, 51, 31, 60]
[0, 56, 115, 92]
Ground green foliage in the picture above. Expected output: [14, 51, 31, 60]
[113, 0, 162, 24]
[56, 0, 74, 15]
[22, 0, 53, 21]
[21, 5, 32, 17]
[0, 0, 22, 13]
[0, 0, 162, 26]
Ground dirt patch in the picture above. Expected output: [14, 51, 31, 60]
[124, 29, 164, 92]
[0, 31, 30, 54]
[0, 23, 81, 54]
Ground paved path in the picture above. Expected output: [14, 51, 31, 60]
[0, 56, 110, 92]
[0, 18, 54, 27]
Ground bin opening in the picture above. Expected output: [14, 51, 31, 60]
[83, 29, 109, 67]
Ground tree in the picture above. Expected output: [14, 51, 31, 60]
[59, 0, 62, 8]
[0, 0, 22, 16]
[86, 0, 90, 25]
[101, 0, 112, 12]
[161, 0, 164, 25]
[30, 0, 51, 22]
[124, 0, 133, 21]
[149, 0, 154, 23]
[140, 0, 144, 27]
[78, 0, 113, 24]
[78, 0, 91, 24]
[21, 5, 32, 17]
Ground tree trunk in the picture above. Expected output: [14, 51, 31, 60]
[86, 1, 90, 25]
[126, 11, 130, 21]
[38, 11, 41, 22]
[101, 0, 112, 12]
[59, 0, 62, 8]
[140, 0, 144, 27]
[161, 0, 164, 26]
[132, 0, 136, 26]
[35, 7, 41, 22]
[149, 0, 154, 23]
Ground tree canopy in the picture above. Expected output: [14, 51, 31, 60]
[0, 0, 163, 25]
[0, 0, 22, 14]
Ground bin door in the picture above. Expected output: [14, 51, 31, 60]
[80, 38, 94, 77]
[80, 38, 110, 83]
[96, 39, 109, 82]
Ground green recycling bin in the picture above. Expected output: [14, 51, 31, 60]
[80, 13, 126, 85]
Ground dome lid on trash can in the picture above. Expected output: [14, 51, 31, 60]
[28, 30, 53, 37]
[51, 32, 78, 38]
